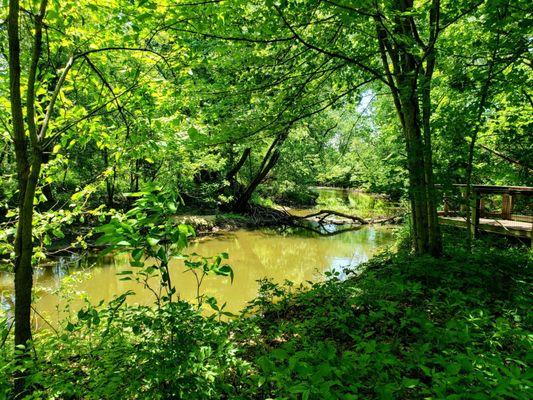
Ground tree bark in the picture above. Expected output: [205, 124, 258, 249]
[226, 147, 251, 184]
[420, 1, 443, 256]
[232, 149, 281, 212]
[374, 0, 443, 256]
[231, 133, 287, 212]
[8, 0, 48, 395]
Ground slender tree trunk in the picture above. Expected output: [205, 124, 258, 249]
[14, 159, 41, 347]
[420, 45, 443, 255]
[374, 0, 443, 256]
[8, 0, 46, 395]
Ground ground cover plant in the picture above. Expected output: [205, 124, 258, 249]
[1, 234, 530, 399]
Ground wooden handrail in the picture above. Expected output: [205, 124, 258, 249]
[435, 184, 533, 195]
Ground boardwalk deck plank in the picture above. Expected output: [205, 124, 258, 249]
[439, 216, 532, 240]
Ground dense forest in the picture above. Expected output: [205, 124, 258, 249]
[0, 0, 531, 399]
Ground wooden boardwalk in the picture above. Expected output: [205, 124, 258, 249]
[439, 216, 532, 241]
[437, 184, 532, 246]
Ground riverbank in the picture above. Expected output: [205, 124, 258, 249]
[0, 187, 401, 264]
[1, 237, 530, 399]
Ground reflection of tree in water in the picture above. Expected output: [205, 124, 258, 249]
[314, 188, 394, 218]
[1, 226, 395, 323]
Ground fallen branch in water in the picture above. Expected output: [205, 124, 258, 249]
[369, 215, 404, 224]
[299, 209, 368, 225]
[245, 204, 403, 230]
[295, 224, 365, 236]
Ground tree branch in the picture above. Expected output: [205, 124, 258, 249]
[26, 0, 48, 147]
[275, 5, 389, 86]
[83, 55, 130, 140]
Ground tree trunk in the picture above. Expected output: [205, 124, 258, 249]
[232, 149, 281, 212]
[401, 94, 431, 254]
[231, 134, 287, 212]
[226, 147, 251, 184]
[14, 159, 41, 346]
[420, 41, 443, 256]
[374, 0, 443, 256]
[8, 0, 45, 395]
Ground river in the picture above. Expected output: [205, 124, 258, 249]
[0, 189, 397, 327]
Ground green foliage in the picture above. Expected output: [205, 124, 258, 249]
[96, 186, 233, 307]
[236, 242, 532, 399]
[1, 238, 530, 399]
[1, 0, 532, 398]
[259, 181, 319, 207]
[2, 299, 248, 399]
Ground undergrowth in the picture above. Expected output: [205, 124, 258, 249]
[0, 241, 531, 399]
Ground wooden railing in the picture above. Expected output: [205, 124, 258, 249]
[437, 185, 533, 243]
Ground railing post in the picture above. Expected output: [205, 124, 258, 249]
[471, 190, 481, 238]
[502, 193, 513, 220]
[443, 194, 449, 216]
[460, 187, 467, 215]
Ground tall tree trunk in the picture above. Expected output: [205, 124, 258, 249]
[420, 24, 443, 256]
[14, 159, 41, 347]
[8, 0, 47, 395]
[374, 0, 443, 256]
[401, 92, 431, 254]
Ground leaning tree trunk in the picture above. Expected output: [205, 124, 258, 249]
[232, 150, 280, 212]
[222, 147, 250, 203]
[232, 133, 287, 212]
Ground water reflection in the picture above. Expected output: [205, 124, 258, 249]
[0, 188, 399, 325]
[0, 226, 394, 324]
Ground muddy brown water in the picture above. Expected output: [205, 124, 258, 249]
[0, 189, 398, 327]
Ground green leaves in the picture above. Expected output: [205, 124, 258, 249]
[146, 237, 159, 247]
[95, 187, 233, 308]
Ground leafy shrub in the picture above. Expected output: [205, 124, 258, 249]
[1, 235, 530, 399]
[236, 244, 532, 399]
[1, 298, 249, 399]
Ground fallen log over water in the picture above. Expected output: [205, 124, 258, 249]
[300, 209, 368, 225]
[245, 204, 403, 235]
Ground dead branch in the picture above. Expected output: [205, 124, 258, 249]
[299, 209, 368, 225]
